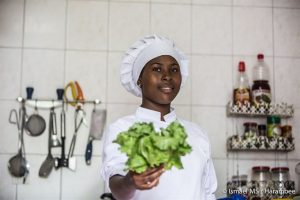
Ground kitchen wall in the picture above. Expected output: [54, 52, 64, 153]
[1, 0, 300, 199]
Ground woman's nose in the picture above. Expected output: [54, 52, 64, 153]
[161, 71, 172, 81]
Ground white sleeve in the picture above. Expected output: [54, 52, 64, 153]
[204, 157, 218, 200]
[100, 123, 128, 190]
[203, 138, 218, 200]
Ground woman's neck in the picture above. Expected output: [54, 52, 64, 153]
[141, 101, 171, 121]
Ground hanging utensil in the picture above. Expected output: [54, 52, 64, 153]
[49, 107, 61, 148]
[63, 82, 86, 171]
[38, 107, 56, 177]
[8, 103, 30, 183]
[67, 108, 85, 171]
[55, 100, 69, 169]
[25, 100, 46, 137]
[85, 108, 106, 165]
[8, 109, 27, 177]
[64, 81, 87, 126]
[54, 89, 70, 169]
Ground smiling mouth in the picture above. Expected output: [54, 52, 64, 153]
[159, 86, 174, 93]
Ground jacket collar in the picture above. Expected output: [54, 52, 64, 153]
[135, 106, 177, 123]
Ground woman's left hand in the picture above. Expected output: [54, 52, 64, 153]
[129, 165, 165, 190]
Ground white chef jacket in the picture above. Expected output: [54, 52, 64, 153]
[101, 107, 217, 200]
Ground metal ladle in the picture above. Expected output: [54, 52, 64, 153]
[39, 107, 56, 177]
[8, 106, 30, 182]
[295, 162, 300, 193]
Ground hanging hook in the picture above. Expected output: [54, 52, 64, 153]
[93, 101, 96, 111]
[34, 99, 38, 111]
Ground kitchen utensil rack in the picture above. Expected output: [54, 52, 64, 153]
[16, 97, 101, 109]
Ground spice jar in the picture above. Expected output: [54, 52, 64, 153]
[271, 167, 293, 198]
[251, 166, 271, 182]
[251, 166, 272, 199]
[267, 116, 281, 137]
[281, 125, 292, 138]
[244, 122, 258, 139]
[258, 124, 267, 136]
[271, 167, 290, 182]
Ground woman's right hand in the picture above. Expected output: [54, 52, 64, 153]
[127, 165, 165, 190]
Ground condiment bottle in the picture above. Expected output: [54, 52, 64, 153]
[281, 125, 292, 138]
[251, 54, 271, 107]
[233, 61, 251, 106]
[267, 116, 281, 137]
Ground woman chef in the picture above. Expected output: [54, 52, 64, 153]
[101, 35, 217, 200]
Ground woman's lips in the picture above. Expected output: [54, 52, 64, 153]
[159, 86, 174, 93]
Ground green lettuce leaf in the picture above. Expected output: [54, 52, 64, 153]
[113, 121, 192, 173]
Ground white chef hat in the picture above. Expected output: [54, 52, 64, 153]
[120, 34, 189, 97]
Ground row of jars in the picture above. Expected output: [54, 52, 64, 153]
[227, 166, 295, 199]
[243, 116, 292, 139]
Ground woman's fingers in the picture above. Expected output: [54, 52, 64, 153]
[131, 166, 165, 190]
[138, 177, 160, 190]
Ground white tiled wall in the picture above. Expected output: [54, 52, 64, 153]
[0, 0, 300, 199]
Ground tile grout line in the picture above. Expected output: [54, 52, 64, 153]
[102, 0, 110, 193]
[1, 46, 300, 59]
[229, 0, 234, 182]
[15, 0, 27, 197]
[105, 0, 110, 111]
[19, 0, 27, 98]
[149, 0, 151, 34]
[271, 0, 276, 105]
[189, 0, 193, 121]
[272, 0, 278, 169]
[59, 0, 69, 199]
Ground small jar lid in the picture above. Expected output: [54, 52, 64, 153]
[252, 166, 270, 172]
[267, 116, 281, 124]
[271, 167, 289, 172]
[244, 122, 258, 126]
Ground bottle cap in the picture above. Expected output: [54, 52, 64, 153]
[238, 61, 245, 72]
[267, 116, 281, 124]
[257, 53, 264, 60]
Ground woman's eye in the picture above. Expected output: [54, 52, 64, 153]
[171, 66, 180, 72]
[153, 67, 161, 72]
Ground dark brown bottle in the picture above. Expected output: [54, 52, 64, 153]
[251, 54, 271, 107]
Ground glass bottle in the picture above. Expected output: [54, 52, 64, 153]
[233, 61, 251, 106]
[252, 54, 271, 108]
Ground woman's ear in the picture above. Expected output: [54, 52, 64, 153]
[137, 79, 142, 88]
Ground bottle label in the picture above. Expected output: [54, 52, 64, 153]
[267, 124, 281, 137]
[233, 88, 251, 106]
[252, 89, 271, 107]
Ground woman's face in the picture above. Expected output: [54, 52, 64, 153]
[138, 55, 182, 106]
